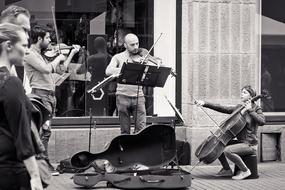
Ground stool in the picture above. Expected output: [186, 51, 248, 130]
[234, 154, 258, 179]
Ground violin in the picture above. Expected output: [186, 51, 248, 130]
[130, 48, 177, 77]
[43, 43, 80, 62]
[195, 94, 266, 164]
[131, 48, 160, 64]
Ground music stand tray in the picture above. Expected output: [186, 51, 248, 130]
[118, 63, 171, 87]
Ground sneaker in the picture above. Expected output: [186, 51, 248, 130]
[215, 168, 233, 177]
[232, 169, 251, 180]
[50, 168, 60, 176]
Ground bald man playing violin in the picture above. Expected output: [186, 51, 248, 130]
[106, 33, 150, 134]
[24, 25, 80, 175]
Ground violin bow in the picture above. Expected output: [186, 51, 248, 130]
[51, 2, 61, 54]
[191, 94, 220, 128]
[139, 33, 163, 65]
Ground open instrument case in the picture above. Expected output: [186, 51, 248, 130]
[71, 124, 191, 189]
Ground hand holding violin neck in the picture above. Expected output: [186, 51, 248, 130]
[70, 45, 80, 55]
[62, 45, 80, 69]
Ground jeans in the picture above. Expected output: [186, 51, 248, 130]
[32, 89, 56, 160]
[116, 95, 146, 134]
[40, 122, 52, 159]
[219, 140, 257, 172]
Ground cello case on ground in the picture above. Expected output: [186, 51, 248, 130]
[72, 124, 191, 189]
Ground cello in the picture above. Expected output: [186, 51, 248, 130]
[195, 94, 265, 164]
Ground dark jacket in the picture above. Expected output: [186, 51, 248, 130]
[0, 67, 36, 168]
[203, 101, 265, 145]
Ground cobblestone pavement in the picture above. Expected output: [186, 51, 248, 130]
[189, 162, 285, 190]
[47, 162, 285, 190]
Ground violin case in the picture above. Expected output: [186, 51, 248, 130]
[71, 124, 191, 189]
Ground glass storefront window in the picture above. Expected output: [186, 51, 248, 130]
[54, 0, 154, 117]
[1, 0, 178, 117]
[262, 0, 285, 112]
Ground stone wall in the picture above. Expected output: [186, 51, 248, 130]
[181, 0, 260, 164]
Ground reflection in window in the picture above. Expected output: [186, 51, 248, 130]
[261, 54, 274, 112]
[262, 0, 285, 112]
[52, 0, 154, 117]
[3, 0, 177, 117]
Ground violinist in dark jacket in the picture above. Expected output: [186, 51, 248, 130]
[195, 85, 265, 180]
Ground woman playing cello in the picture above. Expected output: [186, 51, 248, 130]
[195, 85, 265, 180]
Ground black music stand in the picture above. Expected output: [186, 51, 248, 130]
[118, 63, 171, 87]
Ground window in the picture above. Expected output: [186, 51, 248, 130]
[1, 0, 178, 118]
[261, 0, 285, 112]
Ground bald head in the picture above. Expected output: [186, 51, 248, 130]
[124, 33, 138, 43]
[124, 33, 139, 54]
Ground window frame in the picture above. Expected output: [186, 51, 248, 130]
[260, 0, 285, 124]
[51, 0, 183, 127]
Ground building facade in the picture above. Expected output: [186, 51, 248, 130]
[182, 0, 261, 164]
[2, 0, 283, 164]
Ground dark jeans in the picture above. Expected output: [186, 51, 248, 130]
[32, 89, 56, 160]
[116, 95, 146, 134]
[219, 140, 257, 172]
[0, 167, 31, 190]
[107, 94, 117, 116]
